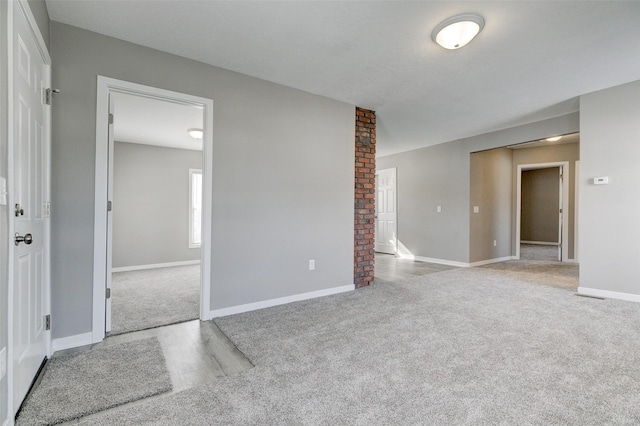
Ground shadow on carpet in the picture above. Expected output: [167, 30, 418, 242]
[17, 337, 172, 425]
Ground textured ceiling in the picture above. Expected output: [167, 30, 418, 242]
[45, 1, 640, 156]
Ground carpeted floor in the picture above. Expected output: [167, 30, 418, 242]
[520, 243, 559, 261]
[110, 265, 200, 335]
[17, 337, 172, 425]
[74, 262, 640, 425]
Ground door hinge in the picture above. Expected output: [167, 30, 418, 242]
[45, 315, 51, 331]
[108, 113, 114, 125]
[44, 202, 51, 217]
[107, 201, 112, 212]
[559, 208, 563, 213]
[45, 88, 60, 105]
[106, 288, 111, 299]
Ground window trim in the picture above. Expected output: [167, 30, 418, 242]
[189, 168, 203, 248]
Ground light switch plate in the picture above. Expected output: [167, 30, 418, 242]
[436, 205, 442, 213]
[0, 176, 7, 206]
[593, 176, 609, 185]
[473, 206, 479, 213]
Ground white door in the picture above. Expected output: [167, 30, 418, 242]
[375, 168, 397, 254]
[557, 167, 563, 261]
[11, 1, 51, 413]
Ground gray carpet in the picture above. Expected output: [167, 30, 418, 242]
[17, 337, 172, 425]
[111, 265, 200, 335]
[79, 265, 640, 425]
[520, 243, 559, 261]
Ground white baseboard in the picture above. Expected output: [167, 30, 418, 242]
[52, 332, 93, 353]
[521, 241, 559, 246]
[209, 284, 355, 319]
[577, 287, 640, 303]
[406, 255, 469, 268]
[469, 256, 516, 267]
[112, 260, 200, 273]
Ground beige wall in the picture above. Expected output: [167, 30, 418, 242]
[469, 148, 512, 263]
[521, 167, 561, 243]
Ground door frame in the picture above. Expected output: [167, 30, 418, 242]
[92, 76, 214, 343]
[6, 0, 52, 418]
[515, 161, 569, 261]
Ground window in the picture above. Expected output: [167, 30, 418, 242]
[189, 169, 202, 248]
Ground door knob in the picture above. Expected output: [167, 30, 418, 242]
[15, 233, 33, 246]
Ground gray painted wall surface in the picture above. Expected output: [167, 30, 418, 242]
[512, 142, 579, 258]
[377, 113, 579, 264]
[1, 1, 8, 420]
[26, 0, 49, 48]
[50, 22, 355, 339]
[580, 80, 640, 295]
[521, 168, 560, 243]
[113, 142, 201, 268]
[469, 148, 512, 263]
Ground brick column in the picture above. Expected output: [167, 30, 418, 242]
[354, 107, 376, 288]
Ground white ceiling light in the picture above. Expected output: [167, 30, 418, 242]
[188, 128, 203, 140]
[431, 14, 485, 50]
[545, 136, 562, 142]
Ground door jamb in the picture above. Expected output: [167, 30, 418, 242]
[515, 161, 569, 261]
[93, 76, 214, 343]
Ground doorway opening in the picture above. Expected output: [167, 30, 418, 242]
[516, 162, 569, 262]
[107, 92, 204, 335]
[93, 77, 214, 343]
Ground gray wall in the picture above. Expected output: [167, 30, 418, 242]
[521, 168, 560, 243]
[580, 79, 640, 295]
[50, 22, 355, 339]
[26, 0, 49, 49]
[512, 142, 579, 258]
[377, 113, 579, 264]
[469, 148, 512, 263]
[0, 1, 8, 421]
[113, 142, 202, 268]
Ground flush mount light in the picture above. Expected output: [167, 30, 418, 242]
[188, 128, 203, 140]
[546, 136, 562, 142]
[431, 13, 485, 50]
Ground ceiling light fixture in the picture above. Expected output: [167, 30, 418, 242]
[188, 128, 203, 140]
[545, 136, 562, 142]
[431, 14, 485, 50]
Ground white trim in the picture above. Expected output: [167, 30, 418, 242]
[51, 332, 94, 353]
[408, 255, 469, 268]
[520, 241, 559, 246]
[515, 161, 570, 262]
[468, 256, 516, 267]
[208, 285, 355, 319]
[574, 160, 580, 262]
[112, 260, 201, 273]
[577, 287, 640, 304]
[94, 77, 214, 344]
[188, 168, 203, 249]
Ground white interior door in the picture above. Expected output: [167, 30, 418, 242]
[375, 168, 397, 254]
[11, 0, 51, 413]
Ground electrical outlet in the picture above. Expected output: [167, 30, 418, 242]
[309, 259, 315, 271]
[0, 347, 6, 380]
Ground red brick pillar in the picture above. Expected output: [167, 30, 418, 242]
[354, 107, 376, 288]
